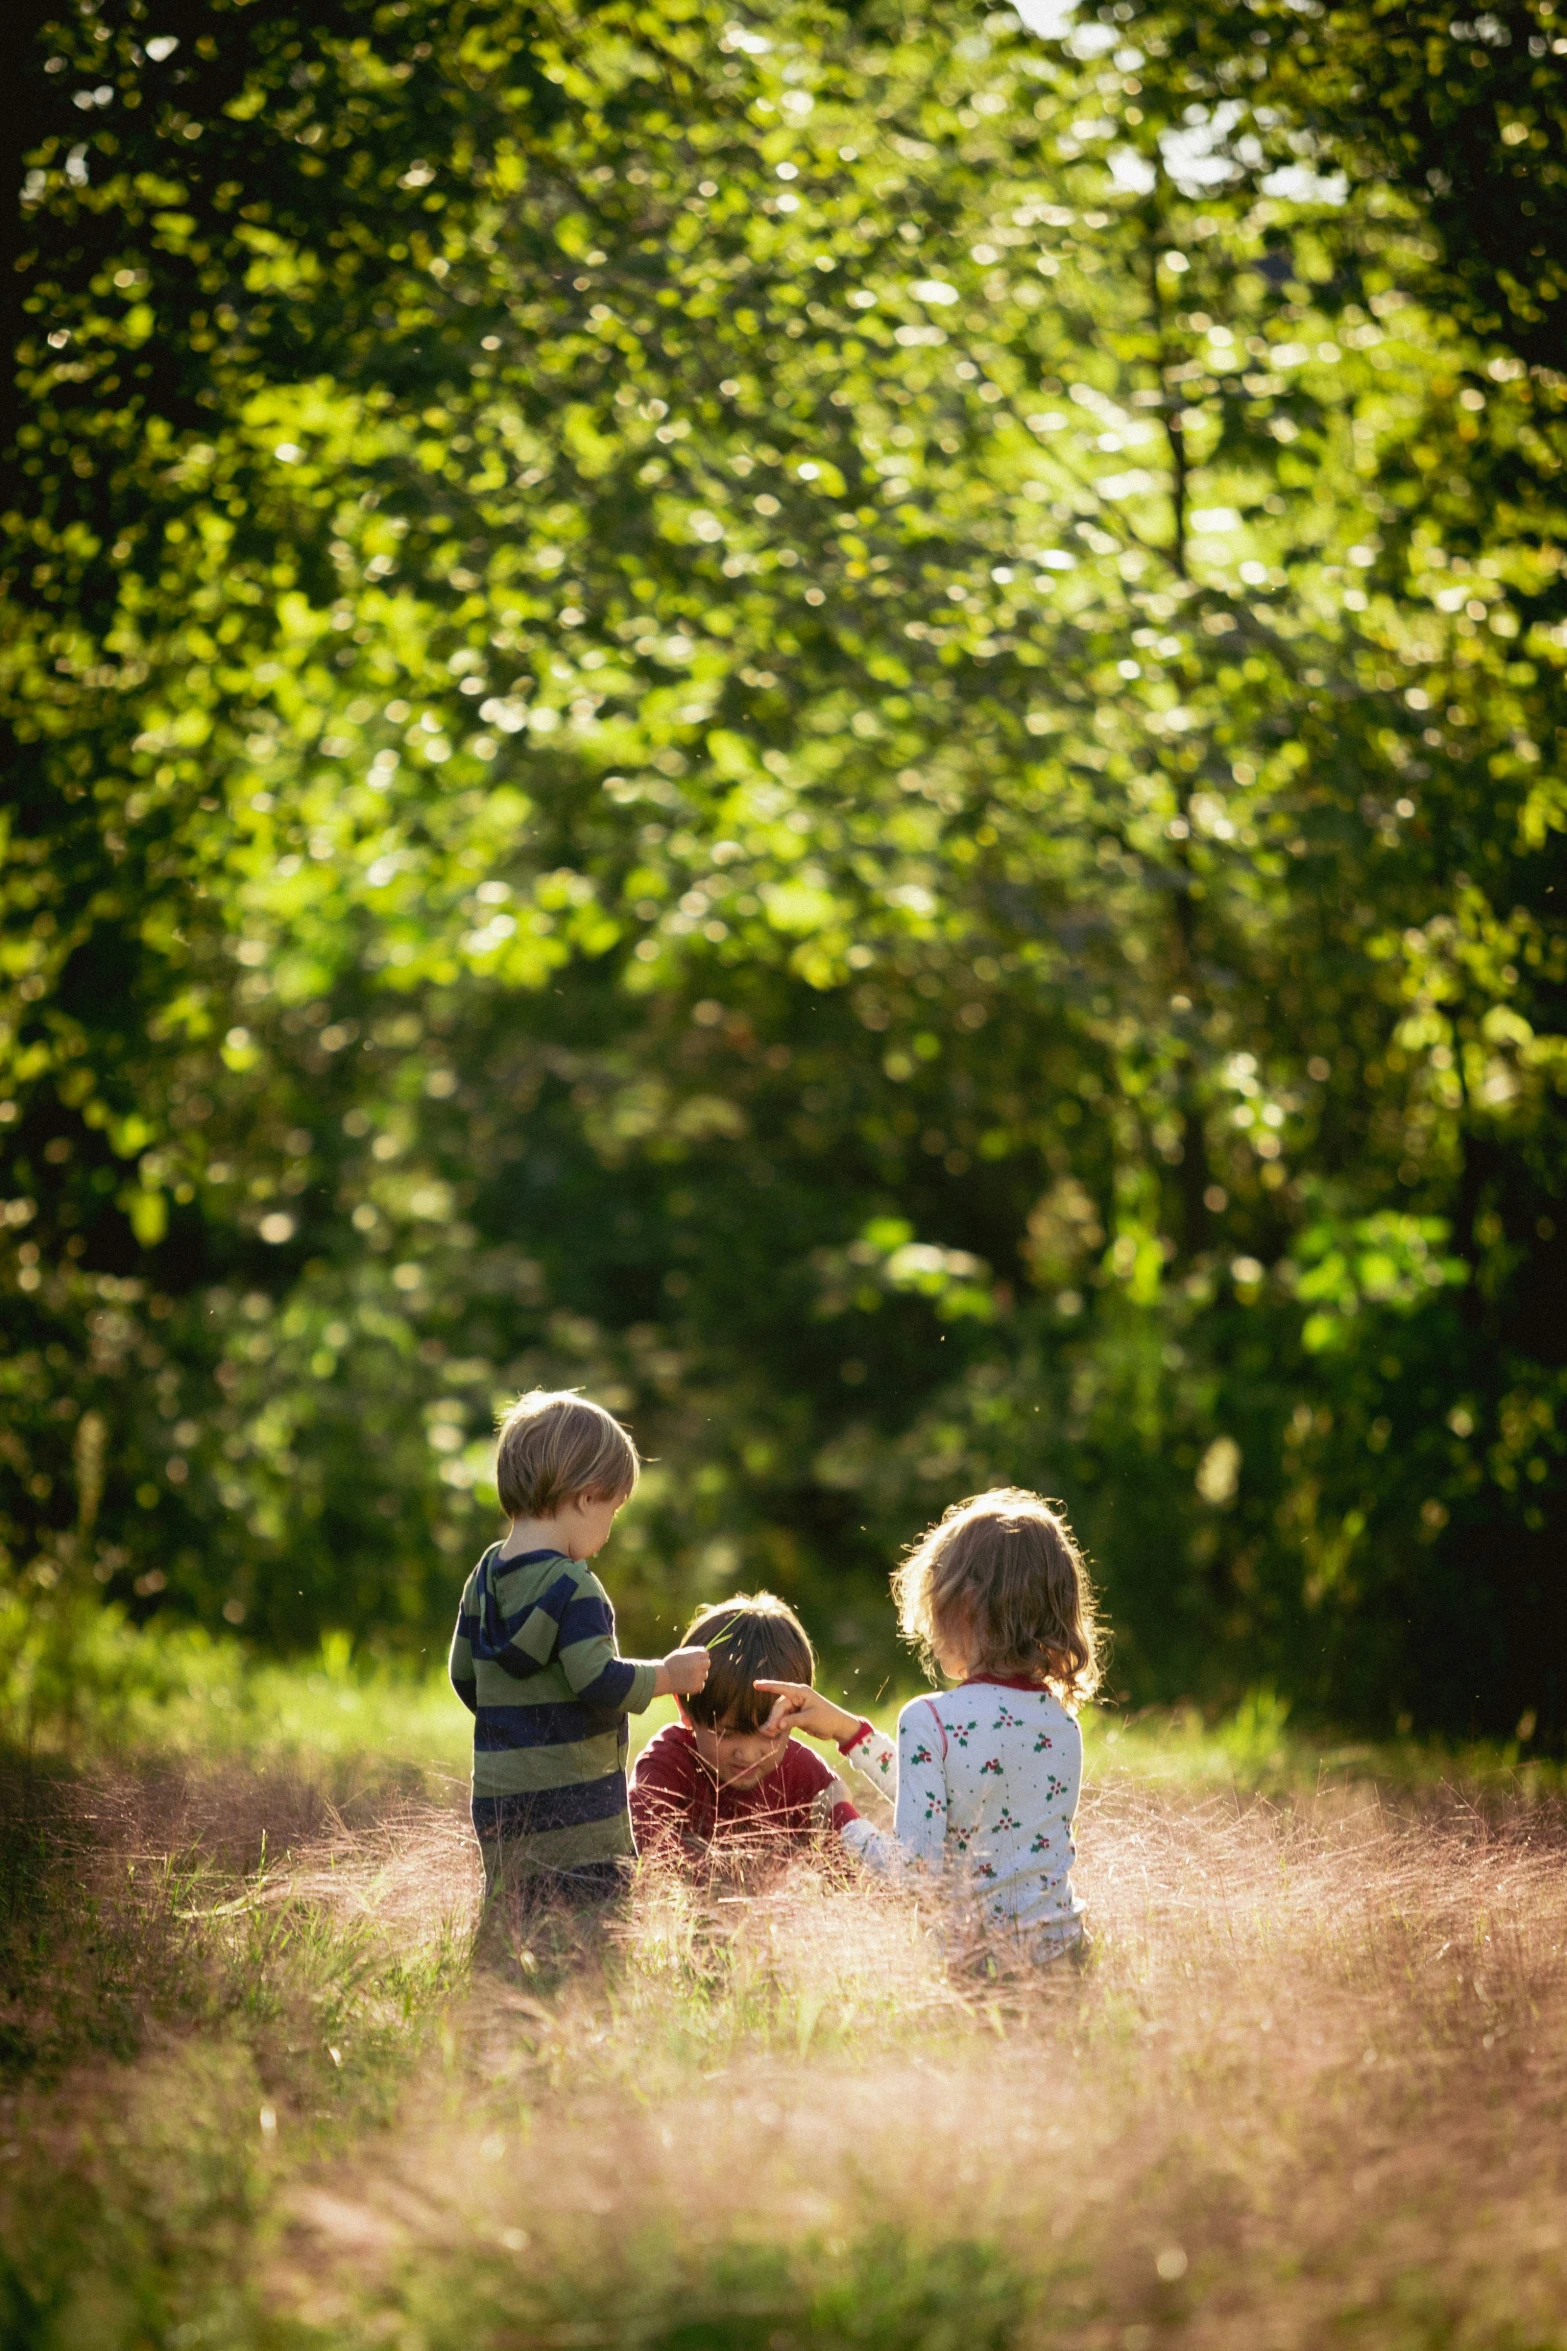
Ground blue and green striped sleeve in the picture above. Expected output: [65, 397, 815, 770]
[556, 1569, 659, 1714]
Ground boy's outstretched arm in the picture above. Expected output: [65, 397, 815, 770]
[557, 1565, 711, 1711]
[653, 1648, 711, 1698]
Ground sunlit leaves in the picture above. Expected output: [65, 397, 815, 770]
[1, 0, 1562, 1730]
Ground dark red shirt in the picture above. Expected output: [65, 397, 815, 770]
[630, 1722, 859, 1866]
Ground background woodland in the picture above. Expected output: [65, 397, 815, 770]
[3, 0, 1565, 1736]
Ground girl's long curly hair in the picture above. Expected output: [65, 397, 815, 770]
[891, 1486, 1103, 1706]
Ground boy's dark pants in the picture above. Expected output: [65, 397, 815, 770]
[472, 1796, 631, 1953]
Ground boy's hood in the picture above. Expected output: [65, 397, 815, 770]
[467, 1544, 570, 1667]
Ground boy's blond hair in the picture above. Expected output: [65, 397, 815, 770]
[493, 1389, 640, 1520]
[891, 1486, 1101, 1704]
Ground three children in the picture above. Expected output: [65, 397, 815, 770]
[450, 1389, 1100, 1963]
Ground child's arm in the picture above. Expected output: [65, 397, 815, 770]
[837, 1717, 898, 1800]
[557, 1566, 709, 1711]
[889, 1701, 948, 1864]
[837, 1703, 949, 1874]
[448, 1608, 477, 1717]
[756, 1684, 950, 1871]
[754, 1681, 897, 1795]
[754, 1682, 860, 1743]
[653, 1648, 712, 1700]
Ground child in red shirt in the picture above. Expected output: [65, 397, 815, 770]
[630, 1594, 863, 1879]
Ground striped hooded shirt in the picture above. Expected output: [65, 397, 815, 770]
[448, 1544, 659, 1873]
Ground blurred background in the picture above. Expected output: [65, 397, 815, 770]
[3, 0, 1563, 1741]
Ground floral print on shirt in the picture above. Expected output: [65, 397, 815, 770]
[837, 1681, 1084, 1933]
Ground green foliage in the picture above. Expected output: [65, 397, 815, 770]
[3, 0, 1564, 1734]
[396, 2233, 1029, 2351]
[0, 1592, 470, 1782]
[1092, 0, 1567, 370]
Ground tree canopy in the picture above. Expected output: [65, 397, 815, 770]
[4, 0, 1564, 1737]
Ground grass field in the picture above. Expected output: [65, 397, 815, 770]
[3, 1627, 1566, 2351]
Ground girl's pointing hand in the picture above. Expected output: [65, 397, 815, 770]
[753, 1680, 864, 1745]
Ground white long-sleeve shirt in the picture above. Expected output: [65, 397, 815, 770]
[836, 1678, 1084, 1934]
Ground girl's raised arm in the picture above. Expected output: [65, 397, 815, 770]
[754, 1680, 899, 1795]
[837, 1700, 948, 1874]
[888, 1700, 948, 1865]
[753, 1679, 861, 1745]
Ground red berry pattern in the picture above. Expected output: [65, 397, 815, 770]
[851, 1679, 1084, 1939]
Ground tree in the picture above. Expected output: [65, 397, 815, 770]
[4, 0, 1563, 1735]
[1078, 0, 1567, 370]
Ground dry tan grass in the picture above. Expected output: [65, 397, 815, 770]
[7, 1735, 1567, 2349]
[262, 1796, 479, 1938]
[267, 1769, 1567, 2349]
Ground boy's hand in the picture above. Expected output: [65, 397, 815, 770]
[654, 1646, 712, 1699]
[753, 1680, 863, 1746]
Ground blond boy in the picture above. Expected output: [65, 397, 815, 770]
[449, 1389, 708, 1917]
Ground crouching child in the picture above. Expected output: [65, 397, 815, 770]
[449, 1389, 710, 1928]
[630, 1593, 863, 1881]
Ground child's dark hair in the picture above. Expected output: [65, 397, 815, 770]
[680, 1592, 815, 1731]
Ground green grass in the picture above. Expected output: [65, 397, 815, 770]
[1084, 1685, 1567, 1796]
[3, 1625, 1567, 2351]
[10, 1599, 1563, 1800]
[2, 1597, 471, 1789]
